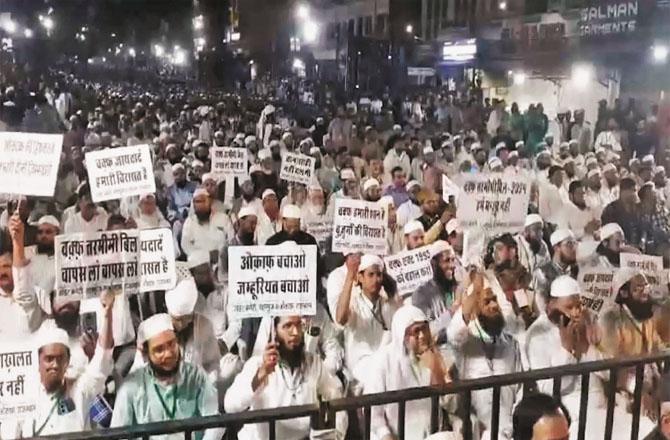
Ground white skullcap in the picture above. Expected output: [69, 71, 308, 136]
[405, 180, 421, 191]
[587, 169, 601, 179]
[235, 133, 245, 141]
[258, 149, 272, 160]
[282, 204, 302, 219]
[642, 154, 655, 164]
[586, 157, 598, 166]
[201, 173, 217, 183]
[441, 140, 453, 149]
[550, 229, 575, 247]
[495, 142, 507, 151]
[471, 142, 483, 152]
[430, 240, 453, 258]
[655, 166, 665, 174]
[599, 223, 624, 241]
[524, 214, 543, 228]
[238, 206, 257, 219]
[192, 159, 205, 168]
[568, 140, 578, 146]
[603, 163, 617, 173]
[559, 142, 570, 149]
[172, 163, 185, 173]
[193, 187, 209, 198]
[423, 146, 434, 155]
[36, 327, 70, 350]
[264, 104, 276, 114]
[340, 168, 356, 180]
[165, 279, 198, 317]
[403, 220, 425, 235]
[613, 267, 644, 295]
[378, 195, 394, 207]
[262, 189, 277, 200]
[488, 157, 503, 169]
[363, 178, 380, 192]
[282, 132, 292, 141]
[359, 254, 384, 272]
[249, 164, 263, 174]
[137, 314, 174, 345]
[445, 218, 461, 235]
[508, 151, 519, 158]
[392, 124, 402, 131]
[545, 133, 554, 140]
[37, 215, 60, 228]
[309, 147, 320, 155]
[187, 251, 210, 269]
[244, 135, 257, 145]
[550, 275, 581, 298]
[515, 140, 524, 148]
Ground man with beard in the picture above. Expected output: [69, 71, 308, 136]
[557, 181, 601, 240]
[166, 163, 197, 225]
[591, 223, 629, 268]
[368, 305, 454, 440]
[135, 193, 170, 230]
[610, 176, 647, 242]
[600, 163, 620, 206]
[515, 214, 550, 276]
[256, 189, 282, 245]
[653, 166, 670, 209]
[471, 142, 489, 171]
[396, 180, 422, 227]
[533, 229, 578, 313]
[447, 273, 522, 439]
[539, 165, 565, 226]
[584, 169, 607, 217]
[225, 315, 347, 440]
[8, 293, 114, 437]
[218, 206, 257, 284]
[111, 314, 225, 440]
[413, 241, 460, 346]
[200, 173, 225, 214]
[362, 178, 382, 202]
[28, 215, 59, 297]
[181, 188, 233, 259]
[233, 178, 263, 219]
[266, 204, 318, 247]
[403, 220, 426, 250]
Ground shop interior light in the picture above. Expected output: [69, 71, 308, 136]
[653, 45, 668, 63]
[571, 64, 592, 88]
[513, 72, 526, 85]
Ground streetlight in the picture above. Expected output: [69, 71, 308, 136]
[154, 44, 164, 57]
[302, 20, 318, 43]
[513, 71, 526, 85]
[296, 4, 309, 20]
[293, 58, 305, 70]
[193, 15, 204, 30]
[653, 45, 668, 63]
[571, 63, 593, 89]
[499, 1, 507, 11]
[24, 28, 33, 38]
[173, 49, 186, 65]
[42, 16, 54, 31]
[128, 47, 136, 57]
[405, 24, 413, 34]
[4, 19, 16, 35]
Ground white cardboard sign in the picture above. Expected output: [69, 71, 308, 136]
[0, 132, 63, 197]
[85, 145, 156, 202]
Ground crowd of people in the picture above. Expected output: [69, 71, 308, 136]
[2, 66, 670, 440]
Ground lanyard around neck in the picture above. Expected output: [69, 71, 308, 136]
[153, 383, 178, 420]
[33, 391, 63, 436]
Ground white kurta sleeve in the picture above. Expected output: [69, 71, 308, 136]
[12, 263, 44, 332]
[446, 309, 471, 348]
[72, 345, 114, 402]
[199, 375, 226, 440]
[366, 360, 393, 440]
[316, 360, 348, 439]
[224, 356, 265, 413]
[180, 218, 196, 257]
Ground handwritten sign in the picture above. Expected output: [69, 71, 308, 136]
[227, 244, 317, 318]
[0, 344, 37, 421]
[332, 198, 387, 255]
[384, 246, 433, 297]
[620, 253, 668, 300]
[456, 174, 529, 233]
[211, 147, 247, 178]
[304, 218, 333, 255]
[0, 132, 62, 197]
[442, 174, 460, 203]
[55, 228, 176, 300]
[280, 152, 316, 185]
[85, 145, 155, 203]
[578, 267, 616, 316]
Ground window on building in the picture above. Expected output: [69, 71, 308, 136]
[356, 17, 363, 36]
[348, 18, 355, 36]
[364, 16, 372, 36]
[376, 13, 388, 36]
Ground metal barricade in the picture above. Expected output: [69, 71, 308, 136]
[27, 352, 670, 440]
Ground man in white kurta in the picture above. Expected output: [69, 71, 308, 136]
[180, 188, 233, 258]
[225, 315, 347, 440]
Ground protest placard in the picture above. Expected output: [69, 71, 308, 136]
[384, 246, 433, 297]
[304, 218, 333, 253]
[85, 145, 155, 203]
[227, 244, 317, 319]
[442, 174, 460, 203]
[577, 267, 616, 316]
[456, 173, 530, 233]
[0, 343, 38, 421]
[211, 147, 248, 178]
[0, 132, 63, 197]
[280, 152, 316, 185]
[331, 198, 387, 255]
[620, 253, 668, 300]
[55, 228, 177, 300]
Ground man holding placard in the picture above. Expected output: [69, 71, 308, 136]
[10, 290, 114, 437]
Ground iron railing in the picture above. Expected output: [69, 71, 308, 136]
[29, 351, 670, 440]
